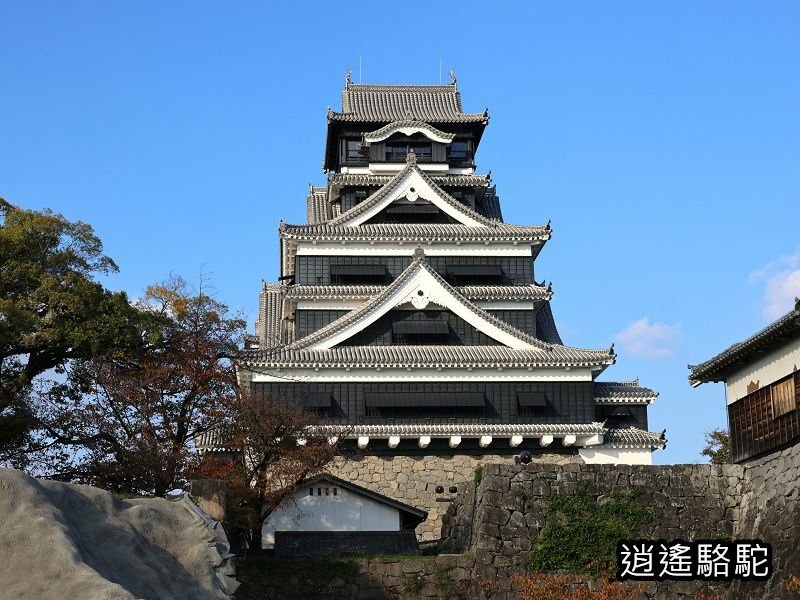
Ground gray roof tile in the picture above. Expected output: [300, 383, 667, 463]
[594, 379, 659, 404]
[689, 298, 800, 385]
[280, 222, 549, 243]
[602, 427, 667, 449]
[283, 283, 552, 302]
[330, 82, 488, 124]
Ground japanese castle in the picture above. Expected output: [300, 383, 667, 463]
[237, 72, 665, 467]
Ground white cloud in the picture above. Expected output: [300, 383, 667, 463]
[612, 318, 681, 359]
[749, 248, 800, 283]
[761, 269, 800, 320]
[749, 248, 800, 319]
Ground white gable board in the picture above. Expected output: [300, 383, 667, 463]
[261, 484, 401, 549]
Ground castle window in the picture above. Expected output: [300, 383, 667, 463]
[385, 141, 432, 162]
[447, 140, 471, 163]
[517, 392, 549, 417]
[345, 139, 367, 164]
[772, 377, 796, 418]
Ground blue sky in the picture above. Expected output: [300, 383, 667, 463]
[2, 2, 798, 464]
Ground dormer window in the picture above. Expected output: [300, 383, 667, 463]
[386, 141, 432, 162]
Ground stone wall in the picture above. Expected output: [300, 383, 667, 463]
[326, 452, 580, 541]
[440, 441, 800, 599]
[440, 462, 743, 599]
[238, 555, 491, 600]
[731, 442, 800, 600]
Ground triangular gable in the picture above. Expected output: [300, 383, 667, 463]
[291, 251, 550, 352]
[327, 157, 496, 229]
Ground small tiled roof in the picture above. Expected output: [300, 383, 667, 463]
[477, 187, 503, 221]
[363, 119, 455, 144]
[689, 298, 800, 385]
[329, 82, 489, 124]
[328, 172, 491, 189]
[602, 427, 667, 449]
[280, 222, 549, 244]
[255, 283, 284, 349]
[536, 302, 563, 345]
[306, 186, 329, 224]
[594, 380, 659, 404]
[283, 284, 551, 302]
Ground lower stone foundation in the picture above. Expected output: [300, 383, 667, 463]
[326, 452, 581, 541]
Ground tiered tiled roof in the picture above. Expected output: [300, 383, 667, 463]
[284, 283, 552, 302]
[328, 172, 491, 189]
[280, 222, 549, 243]
[195, 422, 666, 451]
[244, 254, 614, 369]
[240, 344, 614, 370]
[329, 82, 489, 124]
[594, 380, 659, 404]
[689, 298, 800, 385]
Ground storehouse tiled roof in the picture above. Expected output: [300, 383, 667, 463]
[283, 283, 552, 302]
[689, 298, 800, 385]
[594, 380, 659, 404]
[329, 82, 489, 124]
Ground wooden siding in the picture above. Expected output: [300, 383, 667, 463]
[728, 371, 800, 462]
[251, 380, 595, 425]
[294, 255, 533, 285]
[295, 310, 350, 339]
[594, 404, 648, 431]
[486, 310, 536, 337]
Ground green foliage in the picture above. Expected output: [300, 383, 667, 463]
[701, 428, 731, 464]
[0, 199, 148, 459]
[473, 466, 483, 484]
[529, 480, 655, 574]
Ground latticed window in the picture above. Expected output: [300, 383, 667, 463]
[772, 377, 796, 418]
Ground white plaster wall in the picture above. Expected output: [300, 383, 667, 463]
[579, 447, 653, 465]
[261, 485, 400, 549]
[726, 337, 800, 403]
